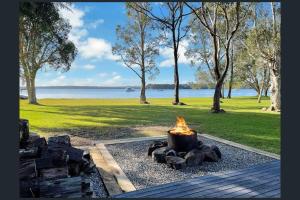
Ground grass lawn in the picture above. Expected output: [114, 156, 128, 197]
[19, 96, 280, 154]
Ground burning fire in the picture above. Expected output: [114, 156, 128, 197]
[169, 116, 194, 135]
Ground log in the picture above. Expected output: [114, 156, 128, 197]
[39, 166, 69, 180]
[27, 137, 47, 155]
[19, 179, 39, 197]
[19, 160, 37, 180]
[19, 119, 29, 148]
[35, 150, 68, 170]
[48, 144, 84, 163]
[48, 135, 71, 147]
[39, 176, 82, 198]
[19, 147, 39, 159]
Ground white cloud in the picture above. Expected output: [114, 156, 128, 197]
[102, 75, 122, 86]
[59, 5, 85, 28]
[89, 19, 104, 29]
[159, 39, 192, 67]
[82, 64, 96, 70]
[59, 6, 119, 62]
[97, 73, 108, 78]
[112, 72, 118, 76]
[79, 37, 119, 60]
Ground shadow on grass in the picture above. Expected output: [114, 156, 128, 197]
[27, 103, 280, 153]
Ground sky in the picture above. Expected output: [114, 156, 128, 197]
[29, 2, 198, 87]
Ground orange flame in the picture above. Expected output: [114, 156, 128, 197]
[169, 116, 194, 135]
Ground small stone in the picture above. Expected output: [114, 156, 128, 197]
[184, 149, 205, 166]
[165, 156, 186, 170]
[166, 149, 176, 157]
[152, 147, 167, 163]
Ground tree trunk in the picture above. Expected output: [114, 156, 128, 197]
[221, 83, 225, 99]
[269, 65, 280, 111]
[172, 28, 181, 105]
[227, 46, 234, 99]
[257, 68, 267, 103]
[173, 57, 180, 105]
[219, 89, 223, 99]
[264, 86, 269, 97]
[140, 69, 148, 104]
[25, 72, 37, 104]
[212, 81, 224, 113]
[264, 69, 270, 97]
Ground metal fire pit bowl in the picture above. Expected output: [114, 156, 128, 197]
[167, 130, 198, 152]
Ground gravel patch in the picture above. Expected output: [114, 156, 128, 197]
[106, 136, 275, 190]
[88, 167, 108, 198]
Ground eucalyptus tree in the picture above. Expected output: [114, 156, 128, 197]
[237, 2, 279, 108]
[185, 2, 244, 113]
[112, 3, 159, 104]
[129, 2, 192, 105]
[253, 2, 281, 111]
[19, 2, 77, 104]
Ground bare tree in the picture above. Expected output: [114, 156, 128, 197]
[129, 2, 192, 105]
[112, 3, 159, 104]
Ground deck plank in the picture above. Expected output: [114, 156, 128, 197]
[116, 160, 279, 198]
[113, 160, 280, 198]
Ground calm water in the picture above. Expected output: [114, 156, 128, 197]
[20, 88, 258, 99]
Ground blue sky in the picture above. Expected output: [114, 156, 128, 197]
[31, 2, 200, 87]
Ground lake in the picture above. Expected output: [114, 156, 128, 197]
[20, 88, 258, 99]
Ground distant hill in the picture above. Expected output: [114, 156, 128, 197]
[146, 84, 192, 89]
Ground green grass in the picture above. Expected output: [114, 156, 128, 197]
[19, 96, 280, 154]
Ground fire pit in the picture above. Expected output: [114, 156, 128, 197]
[148, 117, 222, 170]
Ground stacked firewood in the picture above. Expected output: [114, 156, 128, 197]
[19, 119, 95, 198]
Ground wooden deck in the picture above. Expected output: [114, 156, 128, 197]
[113, 160, 280, 198]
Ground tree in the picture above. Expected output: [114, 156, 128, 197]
[185, 2, 243, 113]
[254, 3, 280, 111]
[19, 2, 77, 104]
[236, 3, 279, 107]
[112, 3, 159, 104]
[129, 2, 192, 105]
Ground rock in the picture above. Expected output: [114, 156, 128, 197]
[48, 135, 71, 147]
[166, 149, 176, 157]
[184, 149, 205, 166]
[204, 146, 221, 162]
[197, 144, 211, 152]
[148, 141, 167, 156]
[165, 156, 186, 170]
[211, 145, 222, 159]
[204, 151, 219, 162]
[177, 152, 187, 158]
[197, 140, 203, 147]
[152, 147, 167, 163]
